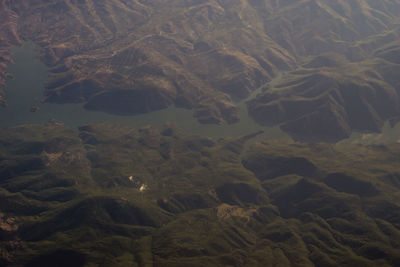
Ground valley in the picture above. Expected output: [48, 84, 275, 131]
[0, 122, 400, 266]
[1, 1, 400, 266]
[1, 0, 400, 141]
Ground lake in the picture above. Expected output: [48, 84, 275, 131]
[2, 43, 400, 144]
[0, 42, 291, 141]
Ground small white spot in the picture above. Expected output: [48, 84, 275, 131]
[139, 184, 148, 192]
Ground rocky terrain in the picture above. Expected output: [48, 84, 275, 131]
[1, 0, 296, 124]
[0, 122, 399, 266]
[1, 0, 400, 140]
[2, 2, 400, 265]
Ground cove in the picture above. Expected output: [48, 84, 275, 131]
[2, 43, 399, 144]
[0, 42, 291, 141]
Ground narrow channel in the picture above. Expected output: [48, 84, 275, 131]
[0, 42, 291, 140]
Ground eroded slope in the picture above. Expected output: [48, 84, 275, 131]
[1, 0, 400, 139]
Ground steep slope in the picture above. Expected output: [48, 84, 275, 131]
[1, 0, 400, 138]
[0, 0, 20, 106]
[245, 0, 400, 141]
[0, 122, 400, 266]
[248, 58, 400, 142]
[1, 0, 296, 124]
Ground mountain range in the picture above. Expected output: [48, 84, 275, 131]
[0, 122, 400, 266]
[1, 0, 400, 141]
[1, 1, 400, 266]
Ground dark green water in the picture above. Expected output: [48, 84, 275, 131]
[0, 42, 291, 140]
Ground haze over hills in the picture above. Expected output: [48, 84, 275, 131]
[1, 0, 400, 140]
[1, 1, 400, 266]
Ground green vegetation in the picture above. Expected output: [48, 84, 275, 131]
[1, 1, 400, 265]
[0, 122, 399, 266]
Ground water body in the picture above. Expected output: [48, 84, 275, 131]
[3, 43, 400, 143]
[0, 42, 290, 140]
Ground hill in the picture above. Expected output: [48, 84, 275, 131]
[0, 122, 399, 266]
[1, 0, 400, 140]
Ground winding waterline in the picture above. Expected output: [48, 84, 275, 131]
[0, 42, 291, 140]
